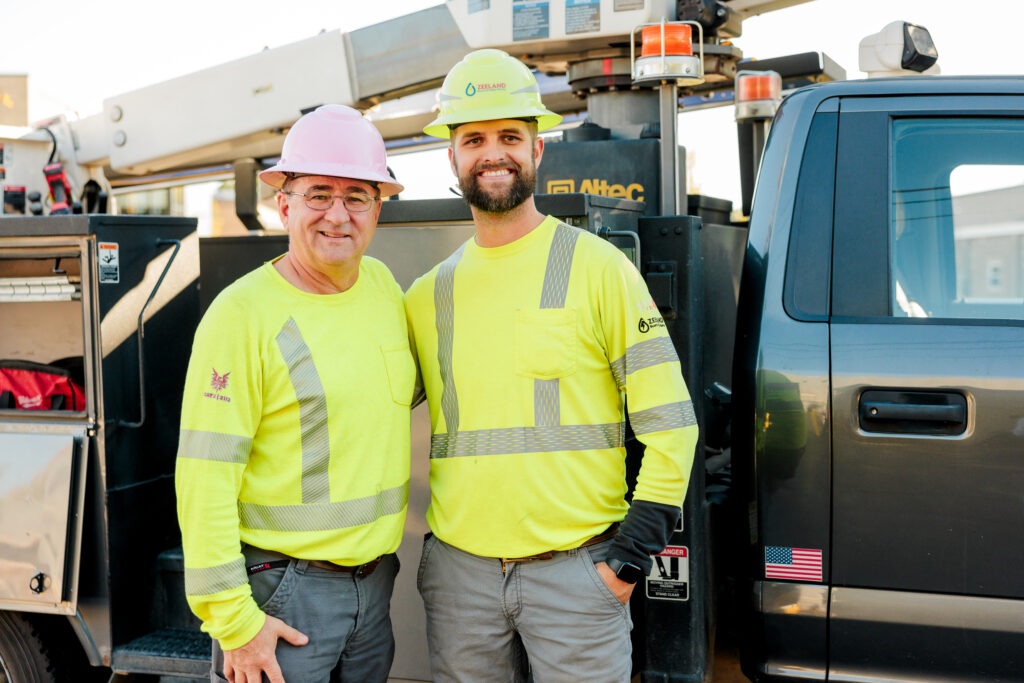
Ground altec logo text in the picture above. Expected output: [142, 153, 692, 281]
[547, 178, 645, 201]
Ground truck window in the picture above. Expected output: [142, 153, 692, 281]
[784, 111, 837, 322]
[891, 118, 1024, 321]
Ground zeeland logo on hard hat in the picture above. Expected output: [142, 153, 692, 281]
[465, 81, 506, 96]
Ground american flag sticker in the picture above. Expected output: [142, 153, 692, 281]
[765, 546, 823, 582]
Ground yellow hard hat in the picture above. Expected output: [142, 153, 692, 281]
[423, 49, 562, 139]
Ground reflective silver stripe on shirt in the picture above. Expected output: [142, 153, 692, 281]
[534, 379, 560, 427]
[238, 481, 410, 532]
[184, 557, 247, 596]
[539, 223, 580, 309]
[629, 400, 697, 435]
[609, 356, 627, 389]
[533, 223, 581, 426]
[430, 422, 624, 459]
[276, 318, 331, 505]
[177, 430, 252, 464]
[609, 337, 680, 389]
[435, 244, 466, 434]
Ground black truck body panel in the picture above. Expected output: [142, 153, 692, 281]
[736, 77, 1024, 681]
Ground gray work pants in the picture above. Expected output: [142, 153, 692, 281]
[417, 534, 633, 683]
[211, 545, 398, 683]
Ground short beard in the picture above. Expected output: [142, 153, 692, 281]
[457, 155, 537, 215]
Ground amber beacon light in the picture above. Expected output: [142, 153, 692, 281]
[642, 24, 691, 58]
[734, 70, 782, 122]
[631, 20, 705, 86]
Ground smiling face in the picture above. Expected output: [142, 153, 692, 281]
[449, 118, 543, 215]
[277, 175, 381, 284]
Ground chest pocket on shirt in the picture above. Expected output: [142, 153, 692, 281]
[514, 308, 578, 380]
[381, 343, 416, 406]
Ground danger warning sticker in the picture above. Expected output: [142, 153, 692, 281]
[646, 546, 689, 602]
[98, 242, 119, 284]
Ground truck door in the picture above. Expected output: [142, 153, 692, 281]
[829, 95, 1024, 680]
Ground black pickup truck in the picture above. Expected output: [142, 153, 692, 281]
[733, 76, 1024, 682]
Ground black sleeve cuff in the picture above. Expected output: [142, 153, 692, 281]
[604, 499, 680, 573]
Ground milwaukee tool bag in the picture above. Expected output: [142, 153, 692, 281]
[0, 359, 86, 411]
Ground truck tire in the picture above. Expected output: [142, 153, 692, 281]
[0, 612, 57, 683]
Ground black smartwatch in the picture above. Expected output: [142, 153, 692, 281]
[605, 557, 644, 585]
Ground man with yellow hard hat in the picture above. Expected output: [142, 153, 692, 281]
[176, 105, 414, 683]
[405, 49, 699, 682]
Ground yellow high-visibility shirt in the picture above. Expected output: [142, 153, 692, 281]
[175, 256, 414, 649]
[404, 216, 697, 558]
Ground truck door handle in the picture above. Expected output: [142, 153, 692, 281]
[858, 390, 967, 436]
[862, 402, 964, 422]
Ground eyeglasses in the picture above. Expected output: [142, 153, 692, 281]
[280, 189, 379, 212]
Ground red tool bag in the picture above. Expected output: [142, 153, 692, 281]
[0, 359, 86, 411]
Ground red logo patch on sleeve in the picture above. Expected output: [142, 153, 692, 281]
[203, 367, 232, 402]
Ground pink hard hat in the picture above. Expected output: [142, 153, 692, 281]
[259, 104, 404, 197]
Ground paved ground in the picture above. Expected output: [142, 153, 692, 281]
[712, 643, 749, 682]
[625, 644, 749, 682]
[391, 643, 751, 683]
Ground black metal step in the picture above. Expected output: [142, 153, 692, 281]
[112, 628, 211, 677]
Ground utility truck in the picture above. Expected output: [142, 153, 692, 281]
[1, 2, 1022, 681]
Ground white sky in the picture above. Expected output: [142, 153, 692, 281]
[5, 0, 1024, 209]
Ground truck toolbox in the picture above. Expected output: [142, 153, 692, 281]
[0, 215, 202, 678]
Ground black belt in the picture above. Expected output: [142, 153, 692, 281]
[246, 554, 382, 578]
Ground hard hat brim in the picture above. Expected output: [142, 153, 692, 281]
[424, 108, 562, 140]
[259, 162, 404, 197]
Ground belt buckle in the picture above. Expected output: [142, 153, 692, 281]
[500, 551, 554, 574]
[355, 556, 381, 577]
[501, 551, 554, 564]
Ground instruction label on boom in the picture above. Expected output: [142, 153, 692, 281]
[513, 0, 549, 41]
[646, 546, 689, 601]
[98, 242, 120, 284]
[566, 0, 600, 34]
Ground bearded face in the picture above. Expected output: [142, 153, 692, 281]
[455, 151, 538, 214]
[448, 119, 541, 216]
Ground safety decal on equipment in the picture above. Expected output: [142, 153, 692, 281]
[513, 0, 549, 42]
[646, 546, 688, 602]
[566, 0, 600, 35]
[98, 242, 119, 284]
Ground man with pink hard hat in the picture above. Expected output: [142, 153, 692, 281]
[175, 104, 414, 683]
